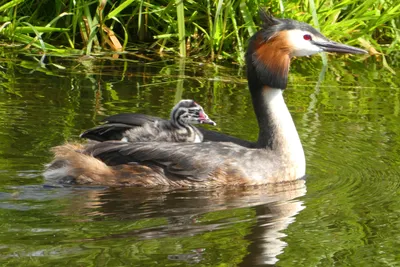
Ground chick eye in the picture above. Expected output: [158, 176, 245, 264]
[303, 34, 312, 41]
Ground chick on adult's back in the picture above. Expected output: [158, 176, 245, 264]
[120, 99, 216, 143]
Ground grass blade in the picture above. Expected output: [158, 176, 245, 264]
[176, 0, 186, 57]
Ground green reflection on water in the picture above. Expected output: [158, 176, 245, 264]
[0, 56, 399, 266]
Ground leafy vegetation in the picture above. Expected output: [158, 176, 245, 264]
[0, 0, 399, 65]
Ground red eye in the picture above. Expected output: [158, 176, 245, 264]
[303, 34, 312, 41]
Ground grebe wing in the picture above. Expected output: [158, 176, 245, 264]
[103, 113, 159, 125]
[88, 141, 245, 180]
[198, 128, 254, 147]
[80, 114, 165, 142]
[80, 123, 134, 141]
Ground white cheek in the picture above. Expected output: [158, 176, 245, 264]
[291, 44, 322, 57]
[286, 30, 323, 57]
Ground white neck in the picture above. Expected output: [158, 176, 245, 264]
[261, 88, 305, 177]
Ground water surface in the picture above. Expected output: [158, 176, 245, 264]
[0, 55, 399, 266]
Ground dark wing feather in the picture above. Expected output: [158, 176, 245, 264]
[198, 128, 255, 147]
[80, 123, 134, 141]
[80, 114, 166, 142]
[103, 113, 160, 125]
[87, 141, 246, 180]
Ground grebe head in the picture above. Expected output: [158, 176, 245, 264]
[170, 99, 217, 127]
[246, 9, 367, 90]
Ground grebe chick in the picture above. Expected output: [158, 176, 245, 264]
[80, 101, 216, 143]
[120, 100, 216, 143]
[44, 10, 367, 187]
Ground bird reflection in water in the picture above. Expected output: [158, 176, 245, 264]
[63, 179, 306, 266]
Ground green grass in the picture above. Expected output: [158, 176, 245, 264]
[0, 0, 399, 66]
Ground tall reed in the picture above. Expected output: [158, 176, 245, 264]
[0, 0, 398, 65]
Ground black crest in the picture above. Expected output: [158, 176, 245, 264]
[259, 9, 281, 29]
[258, 8, 325, 39]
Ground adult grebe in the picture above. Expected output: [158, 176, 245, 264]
[44, 11, 367, 187]
[81, 99, 216, 143]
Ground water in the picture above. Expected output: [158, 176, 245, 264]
[0, 55, 399, 266]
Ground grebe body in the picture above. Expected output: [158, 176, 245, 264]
[44, 11, 367, 187]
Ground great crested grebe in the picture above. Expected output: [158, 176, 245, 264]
[44, 11, 367, 187]
[81, 99, 216, 143]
